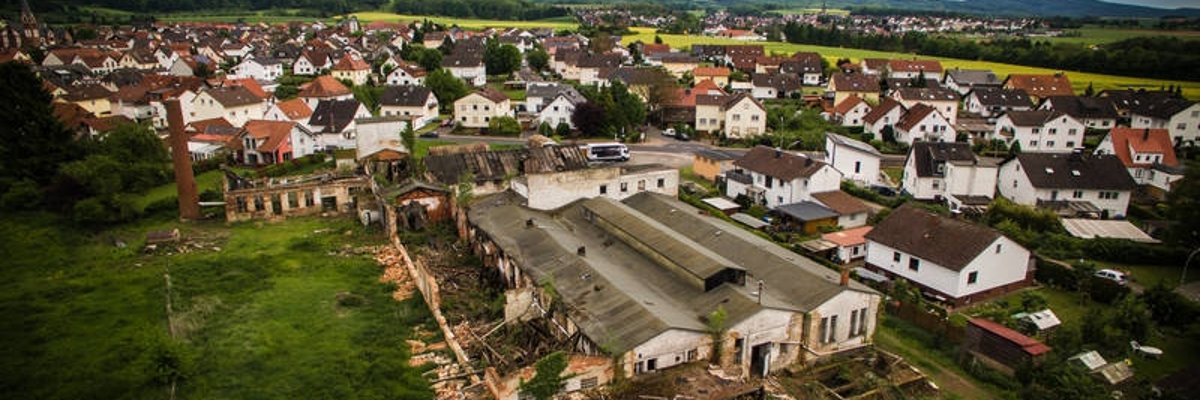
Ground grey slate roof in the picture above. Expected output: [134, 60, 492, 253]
[827, 133, 883, 157]
[1003, 110, 1068, 127]
[776, 201, 839, 222]
[308, 99, 362, 133]
[908, 141, 976, 178]
[379, 85, 433, 107]
[1007, 152, 1136, 191]
[734, 146, 827, 182]
[1042, 96, 1117, 120]
[969, 87, 1032, 108]
[946, 69, 1001, 87]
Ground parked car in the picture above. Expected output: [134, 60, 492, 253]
[869, 185, 897, 197]
[1094, 269, 1128, 285]
[662, 127, 676, 138]
[419, 131, 439, 139]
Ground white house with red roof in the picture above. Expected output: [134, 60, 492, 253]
[1095, 127, 1186, 199]
[822, 226, 873, 264]
[231, 120, 318, 165]
[832, 96, 872, 127]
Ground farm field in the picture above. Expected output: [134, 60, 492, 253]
[0, 210, 436, 399]
[1044, 26, 1200, 45]
[621, 27, 1200, 98]
[350, 11, 577, 30]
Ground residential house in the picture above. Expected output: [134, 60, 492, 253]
[293, 50, 332, 75]
[891, 86, 960, 126]
[454, 88, 512, 128]
[725, 146, 842, 208]
[442, 51, 486, 86]
[828, 74, 880, 105]
[691, 149, 740, 182]
[862, 98, 904, 137]
[379, 85, 439, 128]
[993, 110, 1085, 153]
[902, 141, 998, 209]
[823, 226, 873, 264]
[782, 52, 823, 86]
[331, 54, 371, 86]
[825, 133, 883, 186]
[524, 82, 572, 113]
[231, 57, 283, 82]
[964, 87, 1032, 120]
[831, 96, 872, 127]
[298, 75, 354, 109]
[308, 99, 371, 149]
[1129, 97, 1200, 146]
[866, 205, 1034, 306]
[860, 59, 889, 76]
[751, 73, 802, 100]
[695, 93, 767, 139]
[191, 86, 266, 127]
[1039, 96, 1118, 130]
[997, 152, 1136, 218]
[231, 120, 318, 165]
[263, 98, 314, 123]
[693, 66, 731, 87]
[385, 60, 427, 86]
[943, 69, 1001, 96]
[812, 190, 871, 229]
[1094, 128, 1185, 199]
[886, 59, 943, 81]
[537, 88, 586, 130]
[894, 103, 957, 144]
[660, 55, 700, 79]
[467, 192, 881, 382]
[1004, 74, 1073, 102]
[59, 84, 113, 116]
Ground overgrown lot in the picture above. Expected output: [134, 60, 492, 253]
[0, 213, 435, 399]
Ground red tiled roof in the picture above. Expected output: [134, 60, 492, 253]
[223, 78, 268, 99]
[693, 66, 730, 77]
[1107, 127, 1179, 168]
[1005, 74, 1074, 98]
[822, 226, 873, 247]
[242, 120, 296, 152]
[298, 75, 352, 98]
[332, 54, 370, 71]
[274, 98, 313, 121]
[834, 95, 868, 115]
[969, 318, 1051, 356]
[888, 59, 944, 73]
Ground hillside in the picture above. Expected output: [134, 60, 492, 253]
[823, 0, 1200, 18]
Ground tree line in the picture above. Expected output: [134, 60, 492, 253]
[42, 0, 387, 14]
[778, 22, 1200, 82]
[390, 0, 567, 21]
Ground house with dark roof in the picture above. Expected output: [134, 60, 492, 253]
[442, 49, 486, 86]
[902, 142, 998, 209]
[725, 146, 843, 209]
[783, 52, 823, 86]
[865, 205, 1033, 306]
[894, 103, 956, 144]
[993, 110, 1085, 153]
[1039, 96, 1118, 130]
[964, 87, 1032, 120]
[751, 73, 802, 99]
[1129, 97, 1200, 146]
[307, 99, 370, 149]
[1095, 128, 1185, 199]
[825, 133, 882, 186]
[891, 86, 960, 126]
[943, 69, 1002, 96]
[998, 151, 1137, 218]
[466, 191, 881, 385]
[828, 73, 880, 105]
[536, 86, 586, 130]
[379, 85, 438, 128]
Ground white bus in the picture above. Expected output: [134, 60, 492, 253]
[584, 143, 630, 162]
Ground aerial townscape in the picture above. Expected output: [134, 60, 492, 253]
[3, 0, 1200, 399]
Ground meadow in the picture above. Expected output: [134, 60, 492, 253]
[0, 210, 437, 399]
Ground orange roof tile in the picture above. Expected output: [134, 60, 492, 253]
[821, 226, 873, 247]
[274, 98, 313, 121]
[242, 120, 296, 152]
[693, 66, 730, 77]
[298, 75, 352, 98]
[333, 54, 370, 71]
[223, 77, 268, 99]
[1107, 127, 1179, 168]
[834, 96, 868, 115]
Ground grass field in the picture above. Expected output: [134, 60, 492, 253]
[1044, 26, 1200, 45]
[622, 27, 1200, 98]
[350, 12, 577, 30]
[0, 210, 436, 399]
[772, 7, 851, 16]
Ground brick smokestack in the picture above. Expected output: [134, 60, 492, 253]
[840, 267, 850, 287]
[166, 98, 201, 220]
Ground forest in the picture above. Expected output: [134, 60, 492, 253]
[390, 0, 568, 21]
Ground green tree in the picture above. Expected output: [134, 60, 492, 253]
[1112, 295, 1153, 341]
[0, 62, 79, 187]
[519, 351, 572, 400]
[407, 47, 442, 72]
[424, 69, 470, 113]
[571, 102, 608, 137]
[1084, 82, 1095, 97]
[486, 116, 521, 136]
[654, 35, 663, 44]
[485, 40, 521, 76]
[526, 48, 549, 72]
[401, 122, 416, 155]
[555, 122, 571, 138]
[1165, 166, 1200, 248]
[706, 306, 728, 364]
[1019, 291, 1048, 312]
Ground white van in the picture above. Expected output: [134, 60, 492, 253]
[584, 143, 630, 162]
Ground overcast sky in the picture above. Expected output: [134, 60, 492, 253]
[1102, 0, 1199, 9]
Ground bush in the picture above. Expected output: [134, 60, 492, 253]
[1, 179, 41, 210]
[486, 116, 521, 136]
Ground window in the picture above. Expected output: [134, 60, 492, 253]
[968, 271, 979, 284]
[646, 359, 657, 371]
[908, 258, 920, 271]
[1032, 128, 1040, 134]
[1067, 141, 1076, 148]
[1049, 128, 1057, 135]
[849, 309, 859, 338]
[1047, 140, 1055, 147]
[1073, 190, 1083, 199]
[893, 252, 901, 262]
[1068, 128, 1078, 135]
[996, 244, 1002, 253]
[1013, 180, 1018, 188]
[854, 161, 861, 173]
[828, 315, 838, 343]
[751, 115, 759, 121]
[1030, 140, 1038, 147]
[637, 180, 646, 191]
[1099, 191, 1120, 200]
[599, 185, 607, 195]
[857, 307, 868, 335]
[620, 182, 628, 192]
[1178, 123, 1187, 130]
[764, 176, 773, 189]
[657, 178, 665, 188]
[819, 318, 828, 344]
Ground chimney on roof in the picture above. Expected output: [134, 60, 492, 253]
[1143, 128, 1150, 141]
[840, 267, 850, 287]
[577, 246, 586, 256]
[526, 218, 535, 228]
[166, 98, 200, 221]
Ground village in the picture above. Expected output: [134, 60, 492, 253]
[2, 1, 1200, 399]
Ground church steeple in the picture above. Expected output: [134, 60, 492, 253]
[19, 0, 40, 41]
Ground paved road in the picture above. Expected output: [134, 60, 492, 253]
[430, 127, 749, 157]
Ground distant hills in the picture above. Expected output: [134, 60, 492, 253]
[816, 0, 1200, 18]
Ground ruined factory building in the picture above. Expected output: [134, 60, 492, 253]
[468, 192, 881, 385]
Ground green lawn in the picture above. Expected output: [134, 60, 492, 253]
[875, 316, 1005, 400]
[350, 12, 577, 30]
[414, 139, 455, 160]
[1092, 260, 1197, 289]
[0, 212, 435, 399]
[882, 167, 904, 185]
[135, 169, 229, 212]
[1043, 26, 1200, 46]
[622, 27, 1200, 99]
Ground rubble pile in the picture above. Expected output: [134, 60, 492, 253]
[375, 246, 415, 301]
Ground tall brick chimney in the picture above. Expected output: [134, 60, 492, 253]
[166, 98, 201, 220]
